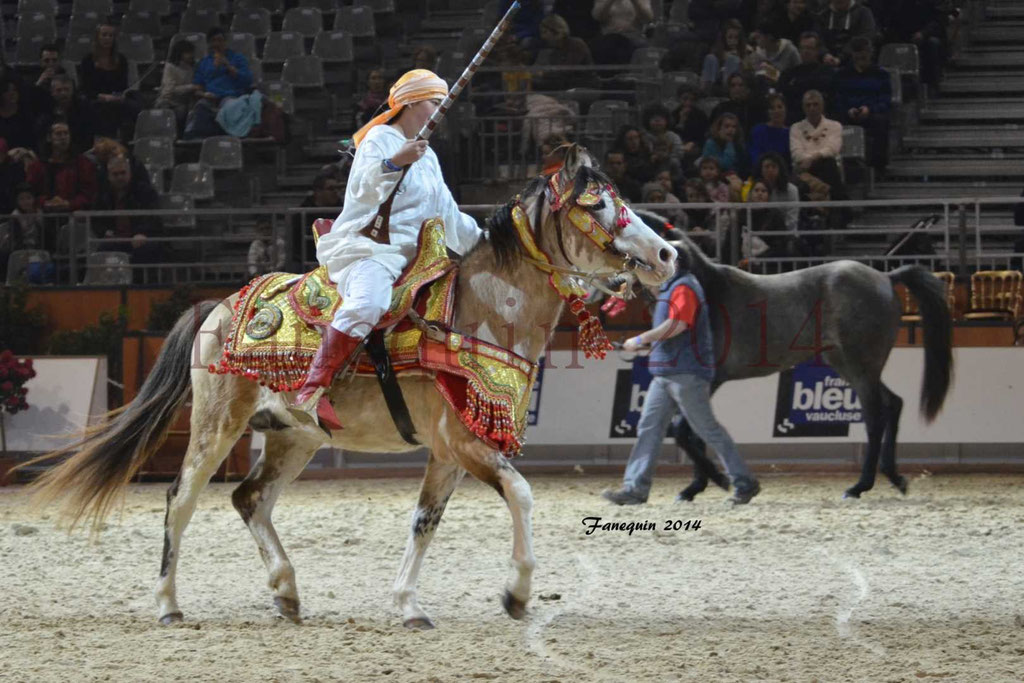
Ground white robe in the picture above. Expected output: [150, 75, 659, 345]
[316, 124, 483, 288]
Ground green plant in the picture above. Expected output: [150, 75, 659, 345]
[147, 286, 198, 333]
[0, 286, 49, 354]
[49, 307, 128, 358]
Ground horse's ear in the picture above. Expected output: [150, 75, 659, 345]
[558, 143, 592, 182]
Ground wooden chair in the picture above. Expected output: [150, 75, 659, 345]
[965, 270, 1023, 322]
[899, 271, 955, 322]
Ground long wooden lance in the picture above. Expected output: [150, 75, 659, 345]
[415, 1, 521, 141]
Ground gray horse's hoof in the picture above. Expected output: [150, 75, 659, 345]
[403, 617, 435, 630]
[158, 611, 183, 625]
[274, 596, 302, 623]
[502, 591, 527, 620]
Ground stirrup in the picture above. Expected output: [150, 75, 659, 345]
[289, 386, 342, 435]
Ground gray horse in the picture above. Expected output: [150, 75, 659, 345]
[634, 216, 953, 499]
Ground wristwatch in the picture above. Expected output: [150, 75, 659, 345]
[382, 158, 403, 173]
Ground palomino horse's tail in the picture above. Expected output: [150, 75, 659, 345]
[889, 266, 953, 420]
[18, 300, 221, 532]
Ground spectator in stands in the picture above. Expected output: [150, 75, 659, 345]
[701, 19, 752, 93]
[38, 75, 97, 151]
[93, 155, 162, 279]
[672, 89, 710, 169]
[0, 139, 29, 215]
[590, 0, 654, 65]
[90, 137, 156, 195]
[554, 0, 602, 44]
[702, 112, 749, 179]
[791, 89, 846, 224]
[603, 149, 643, 202]
[749, 151, 800, 232]
[778, 31, 835, 124]
[751, 21, 801, 87]
[818, 0, 877, 66]
[410, 46, 438, 72]
[688, 0, 745, 45]
[680, 178, 716, 254]
[0, 78, 37, 152]
[27, 122, 98, 213]
[645, 173, 686, 224]
[292, 170, 343, 268]
[155, 40, 202, 132]
[356, 68, 389, 127]
[877, 0, 948, 89]
[771, 0, 819, 44]
[832, 36, 891, 172]
[615, 124, 658, 183]
[80, 21, 141, 140]
[710, 73, 767, 142]
[698, 155, 732, 203]
[0, 182, 45, 280]
[642, 103, 685, 168]
[499, 0, 546, 47]
[533, 14, 594, 91]
[25, 44, 65, 116]
[749, 93, 791, 168]
[186, 26, 253, 139]
[739, 179, 783, 257]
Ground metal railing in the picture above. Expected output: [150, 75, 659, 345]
[5, 196, 1022, 288]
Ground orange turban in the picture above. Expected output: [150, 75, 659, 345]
[351, 69, 448, 147]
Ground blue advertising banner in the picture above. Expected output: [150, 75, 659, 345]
[609, 357, 653, 438]
[773, 361, 863, 437]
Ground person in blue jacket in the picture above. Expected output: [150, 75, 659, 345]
[831, 36, 891, 172]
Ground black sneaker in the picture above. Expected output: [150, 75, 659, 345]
[601, 488, 647, 505]
[728, 480, 761, 505]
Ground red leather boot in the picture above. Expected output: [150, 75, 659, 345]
[293, 327, 363, 430]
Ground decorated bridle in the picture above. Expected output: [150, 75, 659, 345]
[508, 169, 652, 359]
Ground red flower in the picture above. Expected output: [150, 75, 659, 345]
[1, 381, 12, 394]
[0, 368, 7, 380]
[22, 358, 32, 370]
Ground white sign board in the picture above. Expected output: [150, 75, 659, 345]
[4, 357, 107, 452]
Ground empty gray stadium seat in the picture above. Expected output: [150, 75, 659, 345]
[263, 81, 295, 114]
[15, 35, 51, 67]
[312, 31, 354, 63]
[262, 31, 306, 64]
[84, 252, 132, 285]
[134, 109, 177, 141]
[122, 11, 162, 36]
[118, 34, 156, 63]
[283, 7, 324, 37]
[282, 55, 325, 88]
[235, 0, 281, 13]
[72, 0, 113, 15]
[18, 0, 57, 16]
[879, 43, 920, 80]
[186, 0, 229, 12]
[334, 6, 375, 36]
[145, 164, 166, 192]
[179, 8, 223, 34]
[663, 71, 700, 96]
[171, 163, 215, 200]
[249, 58, 264, 85]
[67, 11, 104, 41]
[160, 193, 196, 229]
[200, 136, 243, 170]
[134, 136, 175, 171]
[17, 13, 57, 43]
[299, 0, 337, 11]
[5, 250, 53, 286]
[227, 32, 258, 61]
[128, 0, 171, 15]
[231, 8, 272, 38]
[842, 125, 866, 161]
[65, 34, 97, 63]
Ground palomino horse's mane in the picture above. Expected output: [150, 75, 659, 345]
[474, 164, 618, 273]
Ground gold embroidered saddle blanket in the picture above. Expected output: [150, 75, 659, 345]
[212, 218, 537, 456]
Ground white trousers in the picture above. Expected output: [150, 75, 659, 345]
[329, 259, 397, 338]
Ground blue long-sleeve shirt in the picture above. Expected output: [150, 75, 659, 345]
[832, 65, 892, 119]
[193, 50, 252, 98]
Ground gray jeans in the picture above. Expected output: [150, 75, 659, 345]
[623, 373, 753, 498]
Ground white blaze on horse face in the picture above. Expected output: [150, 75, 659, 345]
[612, 202, 677, 285]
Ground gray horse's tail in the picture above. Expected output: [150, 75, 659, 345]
[889, 267, 953, 420]
[16, 300, 221, 532]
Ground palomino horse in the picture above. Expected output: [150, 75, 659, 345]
[24, 146, 676, 628]
[635, 213, 953, 500]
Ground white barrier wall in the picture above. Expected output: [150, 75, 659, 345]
[5, 357, 107, 453]
[525, 348, 1024, 445]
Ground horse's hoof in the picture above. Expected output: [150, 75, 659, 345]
[158, 611, 183, 626]
[842, 488, 862, 499]
[403, 617, 435, 630]
[675, 487, 702, 502]
[502, 591, 527, 620]
[274, 596, 302, 623]
[894, 476, 908, 495]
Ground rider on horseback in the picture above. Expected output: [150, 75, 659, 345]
[293, 69, 483, 428]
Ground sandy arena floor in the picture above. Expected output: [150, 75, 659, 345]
[1, 472, 1023, 682]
